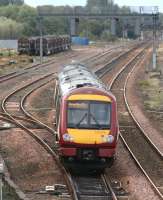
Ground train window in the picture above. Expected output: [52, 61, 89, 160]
[55, 87, 61, 125]
[55, 94, 61, 125]
[90, 102, 111, 129]
[68, 101, 88, 128]
[54, 83, 58, 107]
[67, 101, 111, 129]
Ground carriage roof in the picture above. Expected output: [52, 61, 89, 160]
[58, 63, 107, 96]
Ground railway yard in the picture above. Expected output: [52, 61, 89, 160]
[0, 41, 163, 200]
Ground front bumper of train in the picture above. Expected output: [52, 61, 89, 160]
[59, 147, 115, 159]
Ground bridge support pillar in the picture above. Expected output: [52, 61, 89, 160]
[111, 18, 116, 36]
[134, 19, 141, 37]
[70, 18, 79, 37]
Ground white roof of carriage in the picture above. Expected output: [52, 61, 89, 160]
[58, 63, 107, 96]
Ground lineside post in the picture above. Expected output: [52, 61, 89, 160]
[152, 13, 158, 70]
[0, 163, 4, 200]
[39, 17, 43, 64]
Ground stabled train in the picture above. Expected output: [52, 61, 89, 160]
[54, 63, 119, 170]
[18, 35, 71, 56]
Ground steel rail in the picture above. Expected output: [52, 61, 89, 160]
[0, 50, 78, 83]
[18, 42, 150, 200]
[96, 42, 145, 78]
[0, 44, 132, 200]
[19, 75, 120, 200]
[1, 73, 55, 131]
[0, 51, 102, 84]
[124, 53, 163, 157]
[19, 45, 145, 133]
[20, 78, 56, 135]
[2, 74, 54, 113]
[69, 173, 116, 200]
[1, 73, 77, 200]
[0, 72, 16, 80]
[17, 42, 146, 130]
[0, 71, 28, 83]
[105, 45, 163, 199]
[0, 42, 141, 84]
[0, 42, 151, 200]
[102, 174, 118, 200]
[82, 44, 127, 64]
[20, 42, 147, 130]
[102, 43, 150, 86]
[123, 52, 163, 198]
[0, 111, 44, 126]
[18, 44, 146, 141]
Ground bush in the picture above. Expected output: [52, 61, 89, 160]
[0, 17, 23, 39]
[101, 31, 117, 42]
[139, 80, 150, 88]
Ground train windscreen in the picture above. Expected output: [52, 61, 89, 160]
[67, 101, 111, 129]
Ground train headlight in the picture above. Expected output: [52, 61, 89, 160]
[102, 135, 114, 143]
[63, 133, 74, 142]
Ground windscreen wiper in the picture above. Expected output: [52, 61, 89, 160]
[76, 113, 88, 128]
[89, 112, 102, 129]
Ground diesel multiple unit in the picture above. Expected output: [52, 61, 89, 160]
[54, 63, 119, 169]
[18, 35, 71, 56]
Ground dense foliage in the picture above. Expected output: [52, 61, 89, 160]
[0, 0, 161, 40]
[0, 0, 24, 6]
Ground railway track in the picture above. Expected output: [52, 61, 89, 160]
[98, 45, 163, 199]
[0, 44, 132, 127]
[0, 42, 137, 84]
[18, 72, 130, 200]
[0, 54, 92, 85]
[122, 55, 163, 198]
[95, 42, 145, 77]
[1, 73, 57, 131]
[0, 71, 119, 200]
[0, 48, 117, 129]
[0, 73, 76, 199]
[69, 173, 119, 200]
[0, 51, 79, 83]
[17, 43, 148, 199]
[18, 73, 121, 200]
[0, 42, 159, 200]
[18, 42, 150, 199]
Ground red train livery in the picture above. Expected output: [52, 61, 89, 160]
[54, 63, 119, 169]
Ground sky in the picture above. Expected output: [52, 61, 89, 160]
[25, 0, 163, 12]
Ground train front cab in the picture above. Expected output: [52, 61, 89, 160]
[55, 87, 118, 169]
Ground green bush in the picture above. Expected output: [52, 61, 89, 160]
[139, 80, 150, 88]
[101, 31, 117, 42]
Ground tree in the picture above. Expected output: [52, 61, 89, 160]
[0, 5, 21, 20]
[101, 31, 116, 41]
[11, 0, 24, 5]
[86, 0, 115, 13]
[86, 0, 108, 9]
[0, 0, 24, 6]
[0, 17, 23, 39]
[86, 0, 105, 13]
[42, 17, 69, 35]
[0, 0, 9, 6]
[17, 5, 38, 36]
[120, 6, 131, 14]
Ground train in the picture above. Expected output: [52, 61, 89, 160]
[54, 63, 119, 170]
[18, 35, 71, 56]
